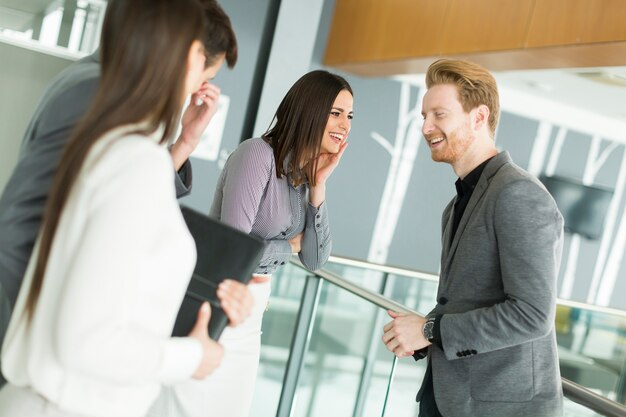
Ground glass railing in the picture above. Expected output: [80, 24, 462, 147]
[325, 255, 626, 408]
[249, 256, 626, 417]
[251, 260, 413, 417]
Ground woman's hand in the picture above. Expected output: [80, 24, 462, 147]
[308, 141, 348, 207]
[188, 302, 224, 379]
[312, 140, 348, 186]
[217, 279, 253, 327]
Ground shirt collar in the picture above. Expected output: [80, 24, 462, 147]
[455, 156, 494, 198]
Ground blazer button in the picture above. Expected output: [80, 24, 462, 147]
[280, 262, 285, 265]
[438, 297, 448, 305]
[274, 261, 278, 265]
[281, 232, 287, 236]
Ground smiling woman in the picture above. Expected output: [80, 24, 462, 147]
[0, 0, 225, 416]
[192, 69, 354, 417]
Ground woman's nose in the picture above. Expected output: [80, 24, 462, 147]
[340, 116, 350, 131]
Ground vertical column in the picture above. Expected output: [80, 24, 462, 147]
[31, 13, 45, 41]
[276, 274, 322, 417]
[252, 0, 326, 137]
[57, 0, 77, 48]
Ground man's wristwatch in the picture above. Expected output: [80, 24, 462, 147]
[422, 317, 436, 342]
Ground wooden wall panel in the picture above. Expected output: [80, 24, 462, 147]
[325, 0, 377, 64]
[331, 42, 626, 76]
[375, 0, 449, 59]
[323, 0, 626, 74]
[526, 0, 589, 47]
[581, 0, 626, 43]
[442, 0, 534, 53]
[325, 0, 449, 64]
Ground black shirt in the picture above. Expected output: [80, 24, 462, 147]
[432, 155, 494, 349]
[417, 156, 495, 417]
[450, 156, 493, 242]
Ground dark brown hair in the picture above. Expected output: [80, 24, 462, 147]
[198, 0, 238, 68]
[263, 70, 352, 186]
[426, 59, 500, 137]
[24, 0, 205, 321]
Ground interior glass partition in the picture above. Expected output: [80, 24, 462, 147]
[251, 258, 626, 417]
[555, 305, 626, 404]
[564, 395, 604, 417]
[325, 256, 626, 408]
[252, 262, 405, 417]
[252, 261, 308, 416]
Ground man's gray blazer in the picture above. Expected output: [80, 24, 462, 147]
[422, 151, 564, 417]
[0, 52, 192, 383]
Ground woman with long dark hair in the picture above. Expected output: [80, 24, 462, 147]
[163, 70, 353, 417]
[0, 0, 226, 416]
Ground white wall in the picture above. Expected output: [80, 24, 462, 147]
[0, 40, 74, 193]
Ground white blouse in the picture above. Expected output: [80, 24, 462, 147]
[1, 124, 201, 417]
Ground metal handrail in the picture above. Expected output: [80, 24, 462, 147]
[290, 258, 626, 417]
[290, 258, 419, 315]
[327, 254, 626, 319]
[562, 378, 626, 417]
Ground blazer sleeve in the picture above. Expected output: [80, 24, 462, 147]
[439, 179, 563, 360]
[215, 141, 292, 267]
[174, 158, 193, 198]
[54, 144, 201, 384]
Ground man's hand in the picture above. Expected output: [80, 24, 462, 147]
[170, 82, 221, 170]
[188, 302, 224, 379]
[217, 279, 253, 326]
[382, 310, 431, 358]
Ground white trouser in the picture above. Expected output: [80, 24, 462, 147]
[0, 384, 86, 417]
[148, 278, 271, 417]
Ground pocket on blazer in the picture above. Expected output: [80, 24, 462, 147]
[469, 343, 534, 402]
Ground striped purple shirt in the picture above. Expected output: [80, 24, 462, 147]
[210, 138, 331, 274]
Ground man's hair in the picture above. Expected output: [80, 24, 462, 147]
[199, 0, 238, 68]
[425, 59, 499, 137]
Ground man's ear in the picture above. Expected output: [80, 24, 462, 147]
[472, 104, 490, 131]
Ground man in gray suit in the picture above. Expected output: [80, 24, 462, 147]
[0, 0, 250, 386]
[383, 59, 564, 416]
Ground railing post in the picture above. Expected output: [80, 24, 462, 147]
[352, 272, 390, 417]
[275, 274, 322, 417]
[381, 355, 398, 417]
[617, 357, 626, 404]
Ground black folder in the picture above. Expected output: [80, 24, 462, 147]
[171, 205, 265, 340]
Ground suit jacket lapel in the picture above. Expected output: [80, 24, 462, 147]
[441, 199, 455, 272]
[443, 151, 512, 270]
